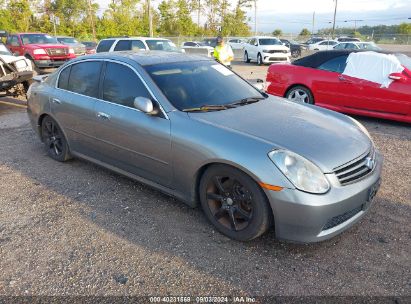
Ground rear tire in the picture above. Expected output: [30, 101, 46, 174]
[199, 165, 272, 241]
[41, 116, 71, 162]
[285, 86, 314, 104]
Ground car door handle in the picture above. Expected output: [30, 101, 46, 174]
[338, 75, 353, 83]
[97, 112, 111, 120]
[52, 98, 62, 104]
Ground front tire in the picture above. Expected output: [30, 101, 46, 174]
[200, 165, 272, 241]
[41, 116, 71, 162]
[285, 86, 314, 104]
[244, 51, 250, 63]
[257, 53, 263, 65]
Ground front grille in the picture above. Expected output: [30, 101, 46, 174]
[46, 48, 68, 56]
[269, 57, 288, 61]
[333, 147, 376, 185]
[266, 50, 288, 54]
[323, 205, 363, 230]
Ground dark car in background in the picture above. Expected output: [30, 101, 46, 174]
[82, 41, 97, 54]
[57, 36, 86, 56]
[280, 39, 304, 58]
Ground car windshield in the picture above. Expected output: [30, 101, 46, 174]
[58, 37, 78, 44]
[145, 61, 264, 111]
[259, 38, 282, 45]
[21, 34, 58, 45]
[146, 40, 177, 51]
[202, 39, 217, 47]
[357, 43, 381, 51]
[82, 41, 97, 47]
[0, 43, 12, 55]
[395, 53, 411, 70]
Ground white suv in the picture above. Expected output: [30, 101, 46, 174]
[243, 36, 290, 65]
[96, 37, 182, 53]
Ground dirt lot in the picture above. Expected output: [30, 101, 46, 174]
[0, 63, 410, 298]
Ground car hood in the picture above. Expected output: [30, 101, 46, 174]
[0, 54, 25, 63]
[260, 45, 289, 51]
[26, 44, 67, 49]
[188, 97, 371, 173]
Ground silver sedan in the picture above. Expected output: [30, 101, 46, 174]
[27, 52, 382, 242]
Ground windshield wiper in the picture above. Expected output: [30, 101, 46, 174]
[182, 104, 234, 112]
[228, 96, 265, 107]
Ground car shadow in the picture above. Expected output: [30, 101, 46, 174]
[1, 126, 410, 295]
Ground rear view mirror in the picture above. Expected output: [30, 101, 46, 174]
[389, 73, 407, 83]
[134, 97, 154, 114]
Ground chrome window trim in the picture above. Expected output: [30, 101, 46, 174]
[54, 58, 169, 119]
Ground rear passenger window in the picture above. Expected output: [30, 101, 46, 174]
[102, 62, 151, 108]
[318, 55, 348, 73]
[96, 40, 115, 53]
[67, 61, 102, 98]
[114, 40, 131, 51]
[57, 65, 71, 90]
[132, 40, 146, 50]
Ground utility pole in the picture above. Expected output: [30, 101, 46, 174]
[312, 11, 315, 35]
[197, 0, 201, 27]
[87, 0, 96, 41]
[254, 0, 257, 35]
[331, 0, 338, 39]
[344, 19, 364, 35]
[148, 0, 153, 37]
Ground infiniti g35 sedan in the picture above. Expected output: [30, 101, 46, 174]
[27, 52, 382, 242]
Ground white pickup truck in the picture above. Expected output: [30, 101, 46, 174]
[243, 36, 291, 65]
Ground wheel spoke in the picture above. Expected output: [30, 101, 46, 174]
[214, 207, 226, 220]
[213, 176, 226, 194]
[207, 192, 224, 201]
[228, 209, 238, 231]
[235, 207, 251, 221]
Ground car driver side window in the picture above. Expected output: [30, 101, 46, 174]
[318, 55, 349, 74]
[102, 62, 152, 108]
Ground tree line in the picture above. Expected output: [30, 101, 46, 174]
[0, 0, 253, 40]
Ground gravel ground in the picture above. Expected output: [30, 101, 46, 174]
[0, 63, 410, 298]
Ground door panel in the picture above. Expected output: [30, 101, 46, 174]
[93, 61, 172, 186]
[51, 61, 102, 156]
[93, 102, 172, 186]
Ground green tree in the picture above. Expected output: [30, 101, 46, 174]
[7, 0, 33, 32]
[299, 28, 311, 37]
[398, 22, 411, 34]
[272, 29, 282, 37]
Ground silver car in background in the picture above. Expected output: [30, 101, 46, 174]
[27, 52, 382, 243]
[57, 36, 86, 56]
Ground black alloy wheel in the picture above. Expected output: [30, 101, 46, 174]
[41, 116, 71, 162]
[200, 165, 272, 241]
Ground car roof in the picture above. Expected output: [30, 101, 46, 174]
[69, 51, 211, 66]
[100, 37, 171, 42]
[293, 50, 390, 68]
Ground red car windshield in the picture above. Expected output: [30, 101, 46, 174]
[21, 34, 58, 45]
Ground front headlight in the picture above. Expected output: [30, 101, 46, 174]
[269, 150, 330, 194]
[68, 48, 75, 54]
[262, 49, 270, 53]
[33, 49, 47, 55]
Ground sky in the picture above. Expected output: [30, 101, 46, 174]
[96, 0, 411, 34]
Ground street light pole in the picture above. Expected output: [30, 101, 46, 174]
[331, 0, 338, 39]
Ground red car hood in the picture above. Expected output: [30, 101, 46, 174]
[25, 44, 68, 49]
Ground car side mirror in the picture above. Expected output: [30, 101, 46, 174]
[134, 97, 154, 113]
[388, 73, 407, 83]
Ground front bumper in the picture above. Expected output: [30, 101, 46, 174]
[34, 58, 72, 68]
[264, 152, 383, 243]
[262, 52, 290, 63]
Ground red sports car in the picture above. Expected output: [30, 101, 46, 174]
[266, 50, 411, 123]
